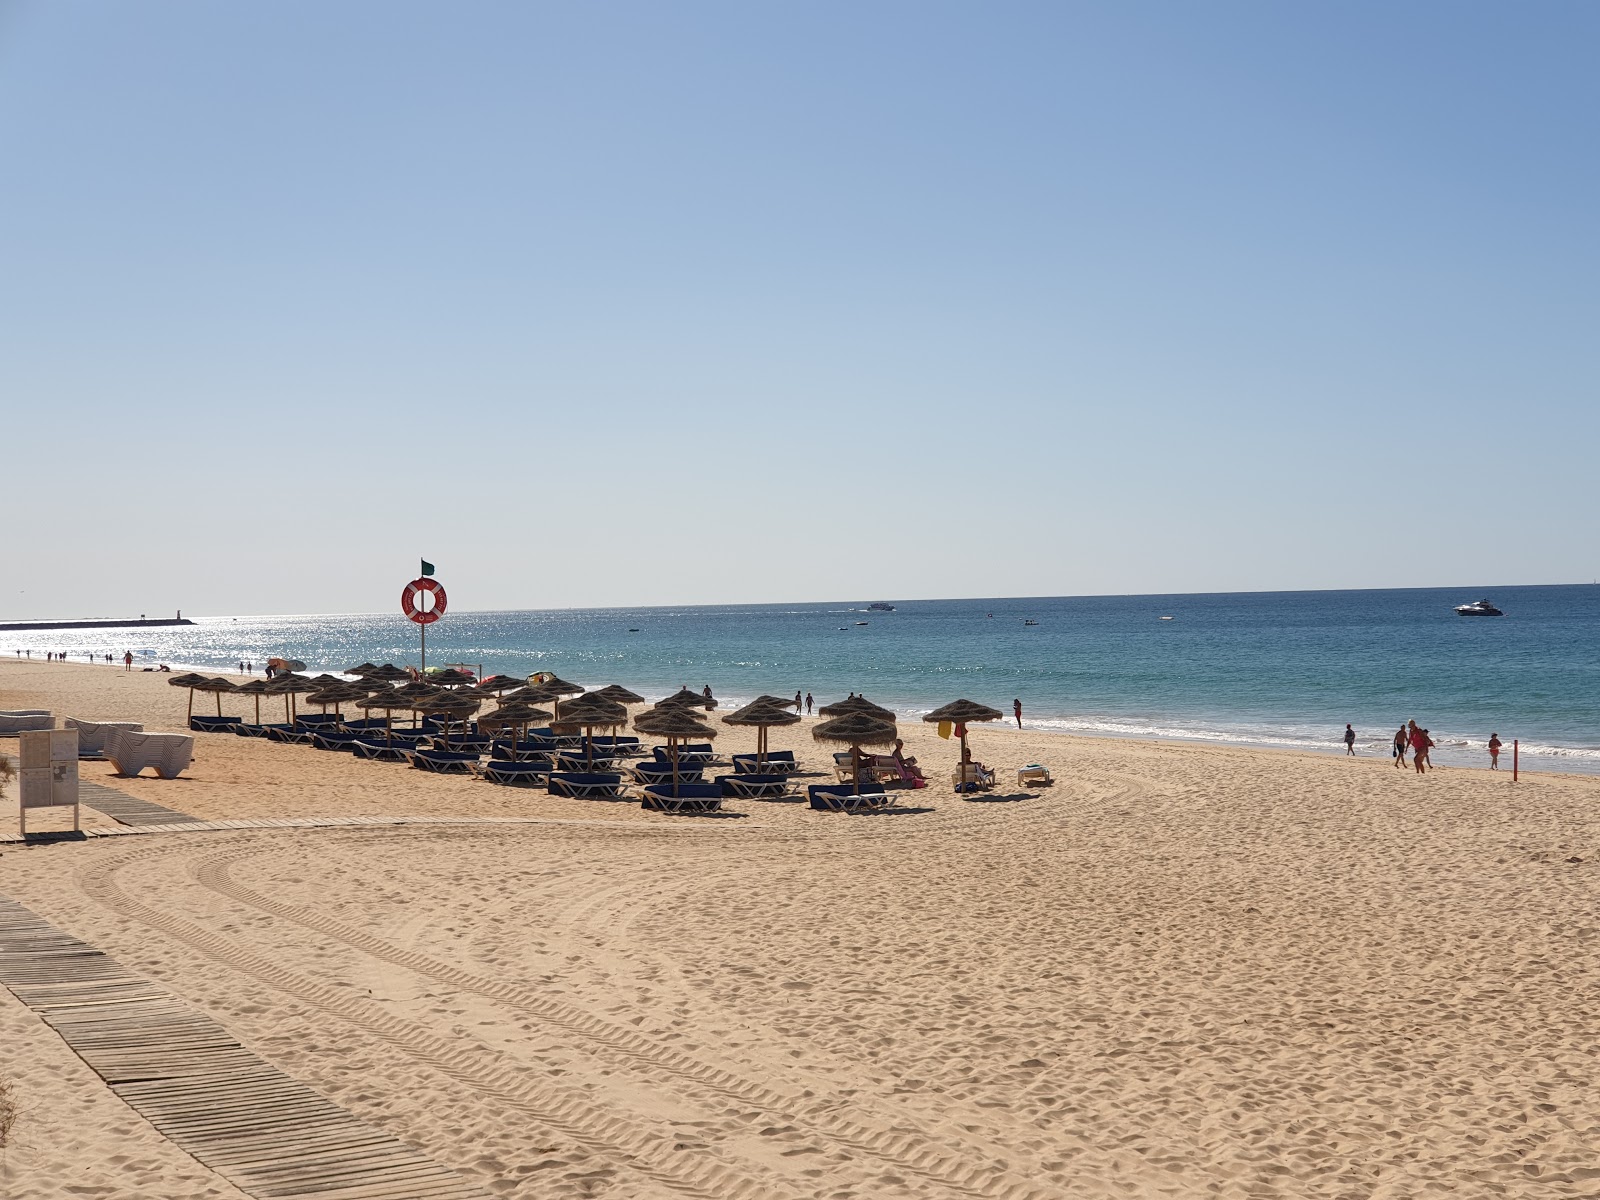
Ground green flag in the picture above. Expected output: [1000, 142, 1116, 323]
[420, 559, 435, 578]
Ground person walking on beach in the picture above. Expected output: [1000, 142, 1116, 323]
[1488, 733, 1502, 770]
[1013, 698, 1023, 729]
[1393, 724, 1408, 767]
[1343, 724, 1356, 755]
[794, 690, 802, 712]
[805, 692, 813, 715]
[1408, 722, 1431, 774]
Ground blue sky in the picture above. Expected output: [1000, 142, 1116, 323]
[3, 1, 1595, 618]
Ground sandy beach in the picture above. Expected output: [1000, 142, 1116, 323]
[3, 657, 1599, 1198]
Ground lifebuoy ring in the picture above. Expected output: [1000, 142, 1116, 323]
[402, 577, 448, 625]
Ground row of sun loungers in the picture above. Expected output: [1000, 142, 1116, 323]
[0, 710, 54, 734]
[188, 714, 909, 814]
[64, 717, 145, 758]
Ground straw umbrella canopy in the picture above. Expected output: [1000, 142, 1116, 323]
[194, 676, 238, 718]
[817, 695, 896, 721]
[167, 672, 211, 721]
[345, 662, 380, 677]
[235, 676, 273, 724]
[812, 713, 898, 794]
[356, 690, 415, 744]
[305, 681, 370, 718]
[592, 684, 646, 706]
[657, 686, 716, 712]
[365, 664, 411, 683]
[532, 674, 584, 695]
[633, 705, 717, 790]
[515, 681, 580, 720]
[473, 675, 527, 697]
[263, 672, 316, 723]
[551, 694, 629, 769]
[723, 699, 801, 768]
[410, 690, 480, 749]
[479, 702, 553, 758]
[426, 667, 476, 688]
[922, 699, 1004, 763]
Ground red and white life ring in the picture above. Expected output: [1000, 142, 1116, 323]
[401, 577, 448, 625]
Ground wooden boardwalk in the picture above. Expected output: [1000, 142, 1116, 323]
[0, 812, 557, 845]
[0, 894, 491, 1200]
[78, 777, 200, 826]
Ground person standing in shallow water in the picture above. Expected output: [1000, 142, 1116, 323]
[805, 692, 813, 715]
[1393, 724, 1408, 768]
[1013, 699, 1023, 729]
[1343, 724, 1356, 755]
[1488, 733, 1503, 770]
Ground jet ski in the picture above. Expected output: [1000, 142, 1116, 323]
[1454, 599, 1504, 617]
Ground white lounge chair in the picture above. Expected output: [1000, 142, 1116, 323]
[0, 710, 53, 734]
[65, 718, 144, 758]
[105, 728, 194, 779]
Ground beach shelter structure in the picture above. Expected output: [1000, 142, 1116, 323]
[263, 672, 316, 723]
[723, 698, 801, 768]
[921, 699, 1004, 763]
[365, 664, 411, 683]
[473, 675, 527, 697]
[592, 684, 646, 706]
[812, 713, 898, 794]
[425, 668, 475, 688]
[356, 690, 415, 744]
[817, 695, 896, 722]
[633, 705, 717, 791]
[235, 677, 272, 724]
[306, 681, 371, 717]
[194, 676, 238, 718]
[166, 673, 211, 721]
[551, 694, 629, 769]
[657, 686, 716, 711]
[409, 690, 480, 748]
[479, 702, 552, 757]
[515, 680, 582, 721]
[345, 662, 380, 677]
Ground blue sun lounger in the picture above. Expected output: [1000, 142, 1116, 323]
[654, 743, 716, 766]
[631, 761, 705, 785]
[491, 739, 556, 760]
[553, 750, 617, 772]
[807, 784, 893, 813]
[547, 772, 625, 800]
[408, 748, 480, 774]
[310, 730, 364, 751]
[296, 714, 344, 729]
[641, 782, 724, 814]
[591, 735, 645, 757]
[478, 759, 555, 786]
[350, 738, 411, 762]
[731, 751, 797, 775]
[232, 723, 273, 738]
[424, 735, 494, 753]
[718, 773, 793, 800]
[189, 715, 243, 733]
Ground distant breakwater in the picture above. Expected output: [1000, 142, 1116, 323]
[0, 618, 196, 633]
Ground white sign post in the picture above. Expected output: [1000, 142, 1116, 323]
[18, 728, 80, 837]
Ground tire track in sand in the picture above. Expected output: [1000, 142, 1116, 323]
[75, 846, 803, 1200]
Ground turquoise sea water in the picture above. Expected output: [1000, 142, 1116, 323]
[11, 584, 1599, 774]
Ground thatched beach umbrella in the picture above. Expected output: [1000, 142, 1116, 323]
[922, 699, 1004, 764]
[813, 712, 898, 794]
[592, 684, 646, 706]
[235, 676, 272, 724]
[167, 672, 211, 721]
[193, 676, 238, 718]
[426, 667, 476, 688]
[356, 689, 419, 744]
[479, 701, 553, 757]
[264, 672, 315, 723]
[345, 662, 380, 677]
[723, 698, 801, 768]
[366, 664, 411, 683]
[633, 705, 716, 790]
[818, 695, 896, 722]
[552, 694, 629, 769]
[516, 681, 582, 721]
[411, 690, 480, 748]
[473, 675, 527, 697]
[306, 681, 370, 718]
[657, 685, 717, 711]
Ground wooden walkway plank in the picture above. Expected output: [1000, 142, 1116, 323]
[0, 893, 491, 1200]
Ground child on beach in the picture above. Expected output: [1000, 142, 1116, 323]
[1488, 733, 1502, 770]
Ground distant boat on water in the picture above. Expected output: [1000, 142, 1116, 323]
[866, 602, 895, 611]
[1455, 599, 1504, 617]
[1023, 619, 1039, 626]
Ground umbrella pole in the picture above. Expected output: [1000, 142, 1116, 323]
[852, 745, 861, 795]
[672, 737, 680, 793]
[216, 692, 222, 717]
[254, 695, 260, 725]
[187, 689, 195, 721]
